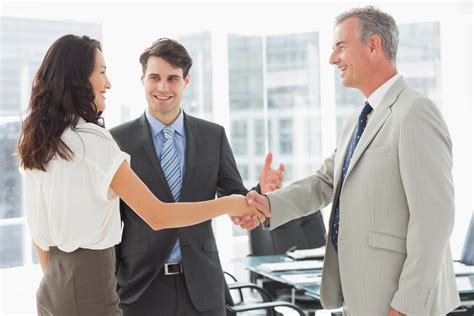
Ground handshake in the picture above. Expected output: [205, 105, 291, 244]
[227, 152, 283, 229]
[228, 191, 271, 230]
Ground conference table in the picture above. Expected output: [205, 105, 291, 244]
[234, 255, 474, 314]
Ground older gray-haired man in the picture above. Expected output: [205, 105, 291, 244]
[247, 6, 460, 316]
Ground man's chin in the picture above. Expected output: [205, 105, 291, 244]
[149, 104, 180, 116]
[151, 102, 173, 111]
[341, 80, 355, 88]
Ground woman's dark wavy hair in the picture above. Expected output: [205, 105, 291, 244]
[18, 34, 104, 171]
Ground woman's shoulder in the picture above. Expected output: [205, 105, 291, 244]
[62, 121, 120, 157]
[64, 121, 113, 142]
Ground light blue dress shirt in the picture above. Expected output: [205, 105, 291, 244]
[145, 110, 186, 264]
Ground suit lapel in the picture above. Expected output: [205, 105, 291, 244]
[344, 77, 408, 182]
[334, 114, 358, 184]
[137, 113, 174, 201]
[179, 113, 197, 201]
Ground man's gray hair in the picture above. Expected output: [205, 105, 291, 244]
[336, 6, 399, 62]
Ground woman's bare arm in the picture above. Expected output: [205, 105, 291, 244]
[110, 161, 268, 230]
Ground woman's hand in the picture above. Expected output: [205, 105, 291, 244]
[226, 195, 269, 223]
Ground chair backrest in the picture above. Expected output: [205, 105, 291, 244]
[249, 210, 326, 256]
[461, 214, 474, 265]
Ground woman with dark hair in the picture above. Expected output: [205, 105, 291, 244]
[17, 34, 266, 316]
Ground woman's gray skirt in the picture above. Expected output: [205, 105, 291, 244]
[36, 246, 122, 316]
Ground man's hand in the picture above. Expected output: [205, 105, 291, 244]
[230, 153, 282, 229]
[230, 191, 271, 230]
[246, 190, 270, 213]
[231, 214, 260, 230]
[259, 152, 285, 193]
[388, 307, 405, 316]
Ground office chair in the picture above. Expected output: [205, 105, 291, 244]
[248, 211, 326, 312]
[460, 214, 474, 265]
[224, 271, 305, 316]
[249, 211, 326, 256]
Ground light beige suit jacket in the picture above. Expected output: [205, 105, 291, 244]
[266, 77, 460, 315]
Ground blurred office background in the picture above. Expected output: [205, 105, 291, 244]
[0, 0, 472, 314]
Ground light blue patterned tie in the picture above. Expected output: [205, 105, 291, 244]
[161, 126, 181, 202]
[161, 126, 182, 263]
[331, 102, 373, 252]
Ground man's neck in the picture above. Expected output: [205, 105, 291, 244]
[149, 108, 181, 126]
[361, 65, 398, 98]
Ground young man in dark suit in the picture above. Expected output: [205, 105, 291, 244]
[111, 38, 284, 316]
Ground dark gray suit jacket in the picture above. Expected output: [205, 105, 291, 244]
[110, 112, 255, 312]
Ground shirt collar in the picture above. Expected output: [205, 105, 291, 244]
[366, 73, 401, 111]
[145, 110, 185, 138]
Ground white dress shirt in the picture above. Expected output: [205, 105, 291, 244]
[367, 73, 401, 113]
[23, 118, 129, 252]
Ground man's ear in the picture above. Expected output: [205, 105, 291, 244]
[368, 34, 382, 54]
[183, 74, 190, 89]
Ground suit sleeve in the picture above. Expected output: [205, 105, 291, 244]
[264, 150, 336, 229]
[216, 127, 249, 197]
[390, 98, 455, 313]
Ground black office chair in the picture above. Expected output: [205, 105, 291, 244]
[249, 211, 326, 256]
[248, 211, 327, 312]
[224, 271, 305, 316]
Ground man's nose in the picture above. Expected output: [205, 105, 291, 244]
[329, 51, 338, 65]
[157, 80, 168, 91]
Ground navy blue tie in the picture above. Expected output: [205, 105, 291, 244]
[331, 102, 373, 252]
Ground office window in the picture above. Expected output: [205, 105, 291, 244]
[228, 32, 321, 190]
[231, 120, 248, 156]
[254, 119, 265, 156]
[306, 117, 321, 161]
[0, 121, 24, 268]
[0, 122, 22, 219]
[179, 32, 214, 121]
[284, 164, 293, 183]
[268, 86, 309, 109]
[237, 164, 248, 182]
[266, 33, 320, 110]
[279, 118, 293, 155]
[398, 22, 441, 106]
[0, 224, 24, 268]
[228, 34, 264, 110]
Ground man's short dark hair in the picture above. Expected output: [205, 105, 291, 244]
[139, 38, 193, 77]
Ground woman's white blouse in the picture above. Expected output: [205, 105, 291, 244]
[23, 120, 130, 252]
